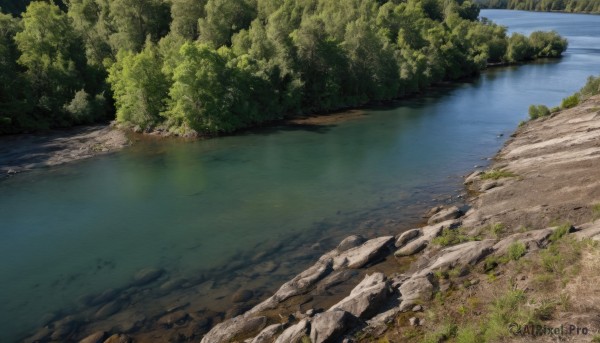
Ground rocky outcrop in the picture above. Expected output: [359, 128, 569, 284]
[249, 324, 284, 343]
[330, 236, 394, 270]
[329, 273, 391, 319]
[427, 206, 462, 225]
[200, 315, 267, 343]
[273, 319, 309, 343]
[394, 220, 458, 257]
[309, 310, 357, 343]
[398, 275, 434, 311]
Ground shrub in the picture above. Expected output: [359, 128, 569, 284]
[549, 224, 571, 242]
[432, 228, 476, 247]
[528, 104, 550, 119]
[507, 242, 527, 261]
[561, 94, 580, 109]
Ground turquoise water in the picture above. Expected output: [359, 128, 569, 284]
[1, 9, 600, 341]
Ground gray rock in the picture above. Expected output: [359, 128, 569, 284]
[332, 236, 394, 269]
[427, 206, 462, 225]
[232, 289, 254, 303]
[395, 229, 422, 248]
[409, 317, 420, 326]
[274, 319, 310, 343]
[572, 222, 599, 240]
[310, 310, 356, 343]
[250, 324, 284, 343]
[479, 181, 499, 191]
[366, 307, 402, 328]
[79, 331, 106, 343]
[329, 273, 390, 319]
[94, 300, 122, 319]
[419, 240, 496, 276]
[250, 259, 333, 314]
[412, 305, 423, 312]
[133, 267, 164, 286]
[201, 315, 267, 343]
[398, 275, 434, 311]
[395, 220, 456, 257]
[87, 288, 119, 306]
[103, 334, 132, 343]
[493, 228, 555, 256]
[464, 170, 483, 185]
[337, 235, 366, 252]
[316, 270, 358, 294]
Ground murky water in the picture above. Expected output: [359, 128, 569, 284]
[1, 9, 600, 341]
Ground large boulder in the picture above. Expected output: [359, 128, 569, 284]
[398, 275, 434, 311]
[332, 236, 394, 270]
[337, 235, 366, 252]
[427, 206, 462, 225]
[329, 273, 391, 319]
[418, 240, 496, 276]
[309, 310, 357, 343]
[274, 319, 310, 343]
[200, 315, 267, 343]
[395, 229, 422, 248]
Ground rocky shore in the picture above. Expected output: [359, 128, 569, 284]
[21, 94, 600, 343]
[193, 95, 600, 342]
[0, 125, 129, 176]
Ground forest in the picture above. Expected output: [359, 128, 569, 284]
[0, 0, 568, 136]
[475, 0, 600, 13]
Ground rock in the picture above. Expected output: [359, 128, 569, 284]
[332, 236, 394, 269]
[226, 303, 251, 319]
[232, 289, 254, 303]
[573, 222, 600, 240]
[395, 229, 422, 248]
[306, 309, 316, 317]
[409, 317, 420, 326]
[157, 310, 188, 327]
[200, 315, 267, 343]
[427, 206, 462, 225]
[253, 261, 279, 274]
[398, 275, 434, 311]
[51, 323, 75, 340]
[94, 300, 122, 319]
[79, 331, 106, 343]
[464, 170, 483, 184]
[426, 206, 444, 217]
[310, 310, 357, 343]
[493, 228, 555, 256]
[133, 267, 164, 286]
[337, 235, 366, 252]
[103, 334, 132, 343]
[395, 220, 456, 257]
[274, 319, 310, 343]
[25, 327, 52, 343]
[88, 288, 119, 306]
[330, 273, 390, 319]
[479, 181, 499, 191]
[420, 240, 496, 275]
[249, 259, 333, 313]
[366, 307, 402, 328]
[250, 324, 284, 343]
[412, 305, 423, 312]
[316, 270, 358, 294]
[159, 278, 187, 292]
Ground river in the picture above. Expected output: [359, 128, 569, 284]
[1, 9, 599, 342]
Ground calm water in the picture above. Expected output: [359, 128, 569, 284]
[1, 9, 600, 341]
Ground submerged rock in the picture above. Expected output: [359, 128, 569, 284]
[103, 334, 132, 343]
[79, 331, 106, 343]
[133, 267, 164, 286]
[232, 289, 254, 303]
[94, 300, 122, 319]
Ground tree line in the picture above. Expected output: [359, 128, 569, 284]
[475, 0, 600, 13]
[0, 0, 568, 136]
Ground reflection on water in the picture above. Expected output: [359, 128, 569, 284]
[1, 9, 600, 341]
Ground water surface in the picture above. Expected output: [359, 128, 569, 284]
[1, 9, 600, 341]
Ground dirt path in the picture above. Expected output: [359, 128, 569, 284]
[0, 125, 129, 176]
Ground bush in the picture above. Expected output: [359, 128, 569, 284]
[64, 90, 92, 124]
[579, 75, 600, 100]
[528, 104, 550, 119]
[480, 169, 517, 180]
[561, 94, 580, 109]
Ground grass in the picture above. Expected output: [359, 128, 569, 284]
[592, 203, 600, 221]
[549, 223, 571, 242]
[480, 169, 517, 180]
[507, 242, 527, 261]
[489, 222, 505, 238]
[432, 227, 478, 247]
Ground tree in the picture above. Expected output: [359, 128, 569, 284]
[108, 0, 170, 52]
[108, 42, 169, 127]
[15, 1, 87, 125]
[505, 33, 534, 62]
[198, 0, 256, 48]
[169, 0, 206, 40]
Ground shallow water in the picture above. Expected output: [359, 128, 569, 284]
[1, 9, 600, 341]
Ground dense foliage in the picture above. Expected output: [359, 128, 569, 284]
[475, 0, 600, 13]
[0, 0, 568, 135]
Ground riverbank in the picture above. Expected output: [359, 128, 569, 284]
[187, 95, 600, 343]
[0, 125, 129, 177]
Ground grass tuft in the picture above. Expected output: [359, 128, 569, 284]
[480, 169, 517, 180]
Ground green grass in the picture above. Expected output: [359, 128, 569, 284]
[507, 242, 527, 261]
[489, 222, 505, 238]
[480, 169, 517, 180]
[549, 224, 571, 242]
[592, 203, 600, 221]
[561, 94, 580, 109]
[432, 227, 478, 247]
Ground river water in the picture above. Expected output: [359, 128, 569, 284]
[1, 9, 600, 342]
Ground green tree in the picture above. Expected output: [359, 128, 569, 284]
[198, 0, 257, 48]
[169, 0, 206, 40]
[108, 42, 169, 127]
